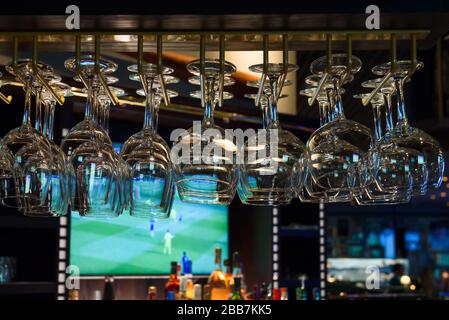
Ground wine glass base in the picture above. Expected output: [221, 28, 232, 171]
[129, 210, 170, 219]
[178, 193, 234, 205]
[237, 187, 294, 206]
[187, 59, 236, 77]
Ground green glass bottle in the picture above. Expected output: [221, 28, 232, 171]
[230, 277, 244, 300]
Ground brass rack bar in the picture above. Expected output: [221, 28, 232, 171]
[340, 34, 352, 85]
[75, 36, 89, 90]
[137, 35, 149, 97]
[275, 34, 288, 102]
[255, 34, 268, 108]
[11, 37, 27, 95]
[308, 34, 332, 106]
[94, 35, 118, 105]
[0, 29, 430, 36]
[218, 34, 225, 107]
[31, 36, 64, 106]
[12, 37, 18, 65]
[157, 34, 170, 106]
[199, 34, 206, 108]
[362, 33, 397, 106]
[0, 92, 12, 104]
[403, 34, 418, 82]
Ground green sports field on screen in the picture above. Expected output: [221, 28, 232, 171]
[69, 191, 228, 275]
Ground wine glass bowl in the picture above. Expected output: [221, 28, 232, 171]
[173, 59, 238, 205]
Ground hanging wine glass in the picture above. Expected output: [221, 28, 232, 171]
[172, 59, 238, 205]
[1, 60, 55, 208]
[18, 81, 74, 216]
[352, 92, 414, 205]
[0, 144, 15, 204]
[62, 54, 122, 218]
[298, 85, 336, 203]
[124, 62, 178, 218]
[371, 60, 443, 193]
[306, 54, 375, 203]
[238, 63, 306, 205]
[121, 70, 177, 161]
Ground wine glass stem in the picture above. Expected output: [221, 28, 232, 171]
[326, 88, 335, 122]
[22, 85, 32, 127]
[103, 103, 110, 134]
[394, 78, 408, 127]
[35, 92, 42, 133]
[92, 90, 99, 124]
[318, 100, 329, 127]
[384, 93, 394, 133]
[84, 80, 93, 120]
[203, 102, 214, 126]
[262, 104, 270, 129]
[153, 103, 160, 133]
[202, 78, 215, 127]
[266, 76, 279, 128]
[48, 101, 55, 141]
[372, 104, 383, 141]
[144, 90, 155, 132]
[332, 77, 345, 120]
[268, 100, 279, 126]
[42, 101, 49, 138]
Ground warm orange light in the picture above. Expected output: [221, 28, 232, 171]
[410, 284, 416, 291]
[443, 176, 448, 183]
[440, 192, 447, 198]
[431, 194, 436, 200]
[442, 272, 449, 279]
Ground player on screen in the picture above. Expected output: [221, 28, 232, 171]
[163, 229, 175, 255]
[149, 219, 155, 238]
[171, 209, 177, 223]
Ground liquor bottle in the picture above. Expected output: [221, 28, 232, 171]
[68, 289, 79, 300]
[184, 260, 194, 300]
[272, 288, 281, 300]
[232, 251, 245, 293]
[253, 285, 261, 300]
[203, 284, 211, 300]
[165, 261, 180, 299]
[312, 287, 321, 300]
[166, 291, 175, 300]
[280, 287, 288, 300]
[181, 251, 190, 274]
[259, 282, 269, 300]
[230, 277, 244, 300]
[207, 247, 229, 300]
[224, 259, 234, 288]
[93, 290, 102, 300]
[179, 276, 187, 300]
[103, 276, 115, 300]
[193, 284, 202, 300]
[147, 286, 157, 300]
[295, 275, 308, 300]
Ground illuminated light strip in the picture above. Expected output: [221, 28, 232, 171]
[319, 201, 326, 300]
[272, 207, 279, 289]
[57, 216, 68, 300]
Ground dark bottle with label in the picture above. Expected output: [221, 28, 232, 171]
[165, 261, 180, 299]
[103, 276, 115, 300]
[230, 277, 244, 300]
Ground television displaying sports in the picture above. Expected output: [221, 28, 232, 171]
[69, 190, 228, 275]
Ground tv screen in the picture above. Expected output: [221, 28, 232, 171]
[69, 190, 228, 275]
